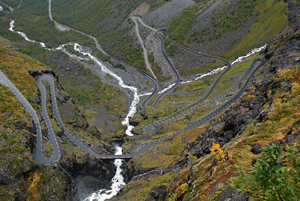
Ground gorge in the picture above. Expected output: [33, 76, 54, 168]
[0, 0, 299, 200]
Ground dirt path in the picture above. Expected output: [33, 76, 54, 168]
[197, 0, 224, 19]
[131, 16, 157, 80]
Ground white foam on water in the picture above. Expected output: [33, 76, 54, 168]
[7, 15, 267, 201]
[9, 20, 49, 48]
[158, 83, 176, 94]
[8, 18, 138, 200]
[83, 145, 126, 201]
[72, 43, 139, 137]
[180, 44, 267, 84]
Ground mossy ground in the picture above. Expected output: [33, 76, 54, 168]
[0, 37, 114, 200]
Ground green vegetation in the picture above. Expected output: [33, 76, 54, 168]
[60, 67, 125, 114]
[223, 0, 287, 60]
[49, 0, 167, 70]
[168, 0, 257, 42]
[3, 0, 93, 48]
[67, 82, 117, 105]
[0, 37, 47, 113]
[163, 37, 177, 56]
[210, 0, 257, 40]
[0, 37, 74, 201]
[1, 0, 20, 8]
[231, 143, 300, 200]
[113, 171, 179, 200]
[165, 65, 300, 200]
[102, 27, 146, 71]
[167, 1, 209, 43]
[189, 28, 208, 43]
[52, 0, 166, 33]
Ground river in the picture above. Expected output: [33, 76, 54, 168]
[9, 19, 131, 201]
[8, 12, 266, 200]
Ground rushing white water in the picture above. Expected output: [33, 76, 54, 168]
[0, 6, 3, 11]
[181, 44, 267, 84]
[8, 19, 135, 200]
[71, 43, 139, 137]
[9, 19, 138, 137]
[84, 146, 126, 201]
[181, 66, 226, 84]
[9, 20, 47, 48]
[143, 42, 266, 93]
[7, 16, 267, 200]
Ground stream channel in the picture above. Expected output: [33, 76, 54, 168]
[8, 12, 266, 200]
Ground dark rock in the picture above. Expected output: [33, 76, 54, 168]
[283, 134, 295, 144]
[28, 70, 42, 77]
[41, 69, 56, 77]
[187, 166, 194, 185]
[264, 50, 274, 60]
[150, 185, 167, 201]
[288, 10, 299, 25]
[205, 183, 225, 201]
[214, 186, 248, 201]
[129, 120, 139, 127]
[251, 144, 262, 155]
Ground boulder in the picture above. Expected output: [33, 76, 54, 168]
[150, 185, 167, 201]
[214, 187, 248, 201]
[251, 143, 262, 155]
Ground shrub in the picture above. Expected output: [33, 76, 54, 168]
[231, 143, 300, 200]
[210, 142, 225, 163]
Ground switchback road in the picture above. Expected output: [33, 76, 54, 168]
[48, 0, 158, 109]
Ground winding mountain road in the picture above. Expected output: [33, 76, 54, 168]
[0, 53, 266, 164]
[132, 17, 231, 107]
[37, 75, 160, 160]
[2, 5, 267, 164]
[0, 70, 60, 164]
[0, 71, 160, 163]
[151, 30, 181, 105]
[178, 57, 266, 132]
[48, 0, 158, 109]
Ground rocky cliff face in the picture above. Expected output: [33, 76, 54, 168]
[110, 2, 300, 200]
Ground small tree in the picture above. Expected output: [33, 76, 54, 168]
[210, 142, 225, 163]
[231, 143, 300, 200]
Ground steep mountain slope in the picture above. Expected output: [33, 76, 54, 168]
[0, 0, 298, 201]
[0, 37, 117, 200]
[110, 2, 300, 200]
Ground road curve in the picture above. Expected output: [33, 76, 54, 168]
[2, 3, 268, 164]
[0, 55, 266, 164]
[48, 0, 158, 109]
[132, 16, 232, 107]
[131, 16, 157, 80]
[37, 74, 160, 159]
[144, 57, 265, 134]
[140, 25, 234, 132]
[151, 30, 181, 105]
[167, 58, 265, 126]
[178, 57, 266, 132]
[0, 70, 60, 165]
[0, 69, 160, 162]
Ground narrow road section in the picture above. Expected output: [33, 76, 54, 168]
[48, 0, 158, 109]
[131, 15, 157, 80]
